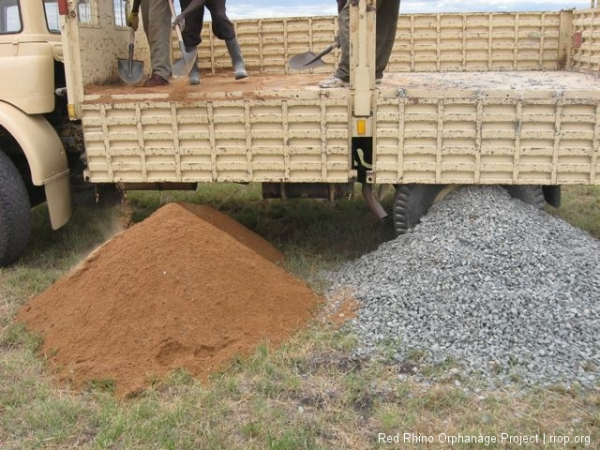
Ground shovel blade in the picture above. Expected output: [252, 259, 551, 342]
[172, 47, 198, 78]
[118, 58, 144, 85]
[289, 52, 326, 71]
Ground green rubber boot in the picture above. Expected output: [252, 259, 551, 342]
[188, 58, 200, 85]
[225, 38, 248, 80]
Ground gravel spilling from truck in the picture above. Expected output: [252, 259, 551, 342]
[325, 186, 600, 388]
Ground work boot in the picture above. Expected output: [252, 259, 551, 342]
[225, 38, 248, 80]
[188, 58, 200, 85]
[318, 76, 348, 89]
[143, 73, 169, 87]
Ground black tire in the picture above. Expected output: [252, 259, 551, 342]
[0, 151, 31, 265]
[393, 184, 447, 234]
[502, 185, 546, 209]
[392, 184, 546, 235]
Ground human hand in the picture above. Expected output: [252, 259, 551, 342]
[127, 11, 139, 31]
[173, 14, 185, 29]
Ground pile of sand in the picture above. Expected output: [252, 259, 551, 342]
[18, 203, 319, 396]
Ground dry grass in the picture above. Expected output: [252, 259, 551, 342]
[0, 184, 599, 449]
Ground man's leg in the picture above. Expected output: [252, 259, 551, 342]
[375, 0, 400, 79]
[206, 0, 248, 79]
[180, 0, 204, 50]
[320, 1, 349, 88]
[333, 1, 350, 82]
[180, 0, 204, 84]
[141, 0, 171, 85]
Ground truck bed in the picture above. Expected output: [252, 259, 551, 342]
[81, 70, 600, 186]
[84, 71, 600, 103]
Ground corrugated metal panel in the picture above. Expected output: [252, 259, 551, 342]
[80, 6, 600, 187]
[375, 87, 600, 185]
[571, 7, 600, 73]
[177, 12, 562, 76]
[83, 70, 600, 186]
[78, 6, 569, 86]
[389, 12, 562, 73]
[175, 16, 338, 77]
[83, 93, 351, 184]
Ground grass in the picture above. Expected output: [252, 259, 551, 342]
[548, 185, 600, 239]
[0, 184, 599, 449]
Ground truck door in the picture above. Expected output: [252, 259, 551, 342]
[0, 0, 56, 114]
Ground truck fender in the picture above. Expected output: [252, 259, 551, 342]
[0, 101, 71, 230]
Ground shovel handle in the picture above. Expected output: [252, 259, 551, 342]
[128, 28, 135, 61]
[167, 0, 183, 40]
[315, 44, 336, 59]
[302, 41, 339, 68]
[167, 0, 177, 19]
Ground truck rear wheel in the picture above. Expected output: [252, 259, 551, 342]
[392, 184, 545, 235]
[502, 185, 546, 209]
[0, 151, 31, 265]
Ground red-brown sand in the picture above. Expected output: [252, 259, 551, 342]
[18, 203, 319, 397]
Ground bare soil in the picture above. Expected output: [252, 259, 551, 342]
[18, 203, 319, 397]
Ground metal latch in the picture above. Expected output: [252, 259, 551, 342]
[11, 38, 18, 56]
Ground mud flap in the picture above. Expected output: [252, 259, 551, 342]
[44, 171, 72, 230]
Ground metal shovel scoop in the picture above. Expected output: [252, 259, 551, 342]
[169, 0, 198, 78]
[118, 29, 144, 85]
[289, 40, 340, 71]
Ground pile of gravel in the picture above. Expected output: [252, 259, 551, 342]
[325, 186, 600, 389]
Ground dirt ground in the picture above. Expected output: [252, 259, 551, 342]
[17, 203, 320, 397]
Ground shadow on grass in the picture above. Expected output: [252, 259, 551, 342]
[127, 183, 396, 265]
[0, 202, 126, 304]
[1, 183, 394, 302]
[20, 202, 123, 270]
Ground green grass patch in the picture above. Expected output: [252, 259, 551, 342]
[548, 185, 600, 238]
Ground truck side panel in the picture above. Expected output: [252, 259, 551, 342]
[390, 11, 563, 73]
[374, 87, 600, 185]
[201, 12, 563, 76]
[81, 93, 352, 184]
[70, 6, 566, 87]
[74, 5, 600, 188]
[0, 43, 55, 114]
[571, 7, 600, 73]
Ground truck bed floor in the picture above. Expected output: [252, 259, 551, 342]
[84, 71, 600, 104]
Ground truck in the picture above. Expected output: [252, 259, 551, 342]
[1, 0, 599, 265]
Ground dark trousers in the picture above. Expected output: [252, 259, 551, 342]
[180, 0, 236, 50]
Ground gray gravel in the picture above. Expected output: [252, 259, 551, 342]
[325, 186, 600, 389]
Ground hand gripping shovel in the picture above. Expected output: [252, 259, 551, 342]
[289, 39, 340, 71]
[118, 28, 144, 84]
[168, 0, 198, 78]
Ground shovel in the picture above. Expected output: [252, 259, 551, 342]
[289, 39, 340, 71]
[118, 28, 144, 85]
[168, 0, 198, 78]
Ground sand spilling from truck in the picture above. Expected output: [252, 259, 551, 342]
[18, 203, 319, 397]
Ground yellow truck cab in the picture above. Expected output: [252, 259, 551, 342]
[0, 0, 71, 264]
